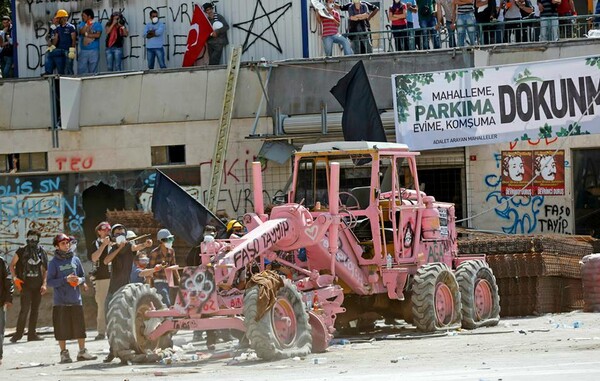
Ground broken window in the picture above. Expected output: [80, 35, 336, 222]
[151, 145, 186, 166]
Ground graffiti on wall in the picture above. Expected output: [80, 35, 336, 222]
[138, 155, 286, 218]
[0, 176, 86, 263]
[482, 145, 571, 234]
[233, 0, 293, 54]
[15, 0, 301, 77]
[55, 156, 95, 171]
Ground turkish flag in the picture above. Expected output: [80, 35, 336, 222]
[182, 5, 213, 67]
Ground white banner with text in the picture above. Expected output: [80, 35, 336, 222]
[392, 56, 600, 150]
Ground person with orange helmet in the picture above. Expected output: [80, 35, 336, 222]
[45, 9, 77, 75]
[46, 233, 97, 363]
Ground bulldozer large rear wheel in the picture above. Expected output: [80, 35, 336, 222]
[243, 279, 312, 360]
[456, 260, 500, 329]
[107, 283, 172, 362]
[411, 263, 462, 332]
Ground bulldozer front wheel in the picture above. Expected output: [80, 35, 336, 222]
[243, 279, 312, 360]
[456, 260, 500, 329]
[107, 283, 171, 361]
[411, 263, 462, 332]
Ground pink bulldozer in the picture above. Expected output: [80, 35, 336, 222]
[106, 141, 500, 362]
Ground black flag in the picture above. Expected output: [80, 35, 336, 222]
[330, 60, 387, 142]
[151, 170, 226, 245]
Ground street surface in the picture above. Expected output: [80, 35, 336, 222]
[3, 311, 600, 381]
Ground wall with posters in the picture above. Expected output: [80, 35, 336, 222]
[465, 141, 574, 235]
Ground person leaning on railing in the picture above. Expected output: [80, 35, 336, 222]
[475, 0, 498, 45]
[388, 0, 410, 51]
[453, 0, 478, 46]
[437, 0, 457, 47]
[556, 0, 575, 38]
[502, 0, 533, 43]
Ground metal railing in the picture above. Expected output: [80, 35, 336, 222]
[341, 14, 598, 54]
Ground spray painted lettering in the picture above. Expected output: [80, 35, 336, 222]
[55, 156, 94, 171]
[539, 204, 571, 234]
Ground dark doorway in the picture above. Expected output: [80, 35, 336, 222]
[82, 182, 126, 257]
[417, 168, 464, 221]
[572, 149, 600, 237]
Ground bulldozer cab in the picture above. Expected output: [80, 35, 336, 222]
[289, 141, 438, 266]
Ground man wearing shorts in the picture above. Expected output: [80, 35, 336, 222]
[46, 233, 97, 363]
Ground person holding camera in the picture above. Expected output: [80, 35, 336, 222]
[105, 12, 129, 72]
[87, 221, 112, 340]
[144, 9, 166, 69]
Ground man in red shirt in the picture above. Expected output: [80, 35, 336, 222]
[556, 0, 575, 39]
[315, 0, 354, 56]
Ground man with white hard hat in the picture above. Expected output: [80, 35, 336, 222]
[202, 2, 229, 65]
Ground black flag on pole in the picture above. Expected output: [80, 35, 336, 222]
[330, 60, 387, 142]
[151, 170, 226, 245]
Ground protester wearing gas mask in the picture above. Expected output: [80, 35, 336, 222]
[9, 229, 48, 342]
[143, 229, 179, 307]
[102, 223, 152, 363]
[144, 9, 166, 69]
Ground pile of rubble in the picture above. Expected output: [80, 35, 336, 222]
[459, 234, 600, 316]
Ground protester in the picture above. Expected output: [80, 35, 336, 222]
[557, 0, 575, 39]
[87, 221, 111, 340]
[454, 0, 477, 46]
[342, 0, 377, 54]
[202, 2, 230, 65]
[418, 0, 441, 49]
[45, 10, 77, 75]
[9, 229, 47, 342]
[145, 229, 179, 306]
[78, 9, 102, 75]
[103, 223, 152, 363]
[130, 252, 150, 284]
[538, 0, 559, 42]
[46, 233, 97, 363]
[1, 16, 14, 78]
[226, 220, 246, 238]
[105, 12, 129, 72]
[144, 9, 166, 69]
[0, 253, 13, 366]
[475, 0, 497, 44]
[388, 0, 409, 51]
[405, 0, 423, 50]
[315, 0, 354, 56]
[437, 0, 457, 47]
[503, 0, 533, 43]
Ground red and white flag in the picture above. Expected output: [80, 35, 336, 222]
[182, 5, 213, 67]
